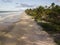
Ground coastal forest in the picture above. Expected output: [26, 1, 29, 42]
[25, 3, 60, 45]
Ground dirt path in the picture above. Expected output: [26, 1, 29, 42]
[0, 12, 56, 45]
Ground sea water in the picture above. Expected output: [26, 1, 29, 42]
[0, 11, 23, 23]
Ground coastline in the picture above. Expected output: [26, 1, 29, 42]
[0, 11, 23, 34]
[0, 12, 56, 45]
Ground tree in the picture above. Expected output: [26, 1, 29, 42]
[51, 3, 55, 8]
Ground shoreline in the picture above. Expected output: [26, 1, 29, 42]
[0, 12, 56, 45]
[0, 11, 24, 34]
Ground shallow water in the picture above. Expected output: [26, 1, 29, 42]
[0, 11, 22, 32]
[0, 11, 23, 23]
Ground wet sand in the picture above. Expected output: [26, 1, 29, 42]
[0, 12, 56, 45]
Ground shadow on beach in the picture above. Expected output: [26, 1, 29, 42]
[0, 22, 15, 45]
[37, 22, 60, 45]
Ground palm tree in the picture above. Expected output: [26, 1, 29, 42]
[51, 3, 55, 8]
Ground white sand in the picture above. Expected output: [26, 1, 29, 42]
[0, 12, 56, 45]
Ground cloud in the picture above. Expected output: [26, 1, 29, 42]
[16, 3, 35, 8]
[16, 3, 19, 4]
[20, 3, 34, 7]
[2, 0, 12, 3]
[58, 0, 60, 1]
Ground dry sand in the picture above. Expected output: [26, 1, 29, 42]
[0, 12, 56, 45]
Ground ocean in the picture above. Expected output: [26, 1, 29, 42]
[0, 11, 23, 23]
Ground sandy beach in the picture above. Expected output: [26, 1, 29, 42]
[0, 12, 56, 45]
[0, 11, 22, 33]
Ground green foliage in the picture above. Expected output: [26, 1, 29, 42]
[25, 3, 60, 32]
[25, 3, 60, 45]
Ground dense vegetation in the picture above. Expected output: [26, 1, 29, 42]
[25, 3, 60, 45]
[25, 3, 60, 33]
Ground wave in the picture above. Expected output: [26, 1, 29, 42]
[0, 11, 23, 23]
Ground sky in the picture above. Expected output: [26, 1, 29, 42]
[0, 0, 60, 11]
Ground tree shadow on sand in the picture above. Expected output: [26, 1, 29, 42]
[37, 22, 60, 45]
[0, 23, 15, 45]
